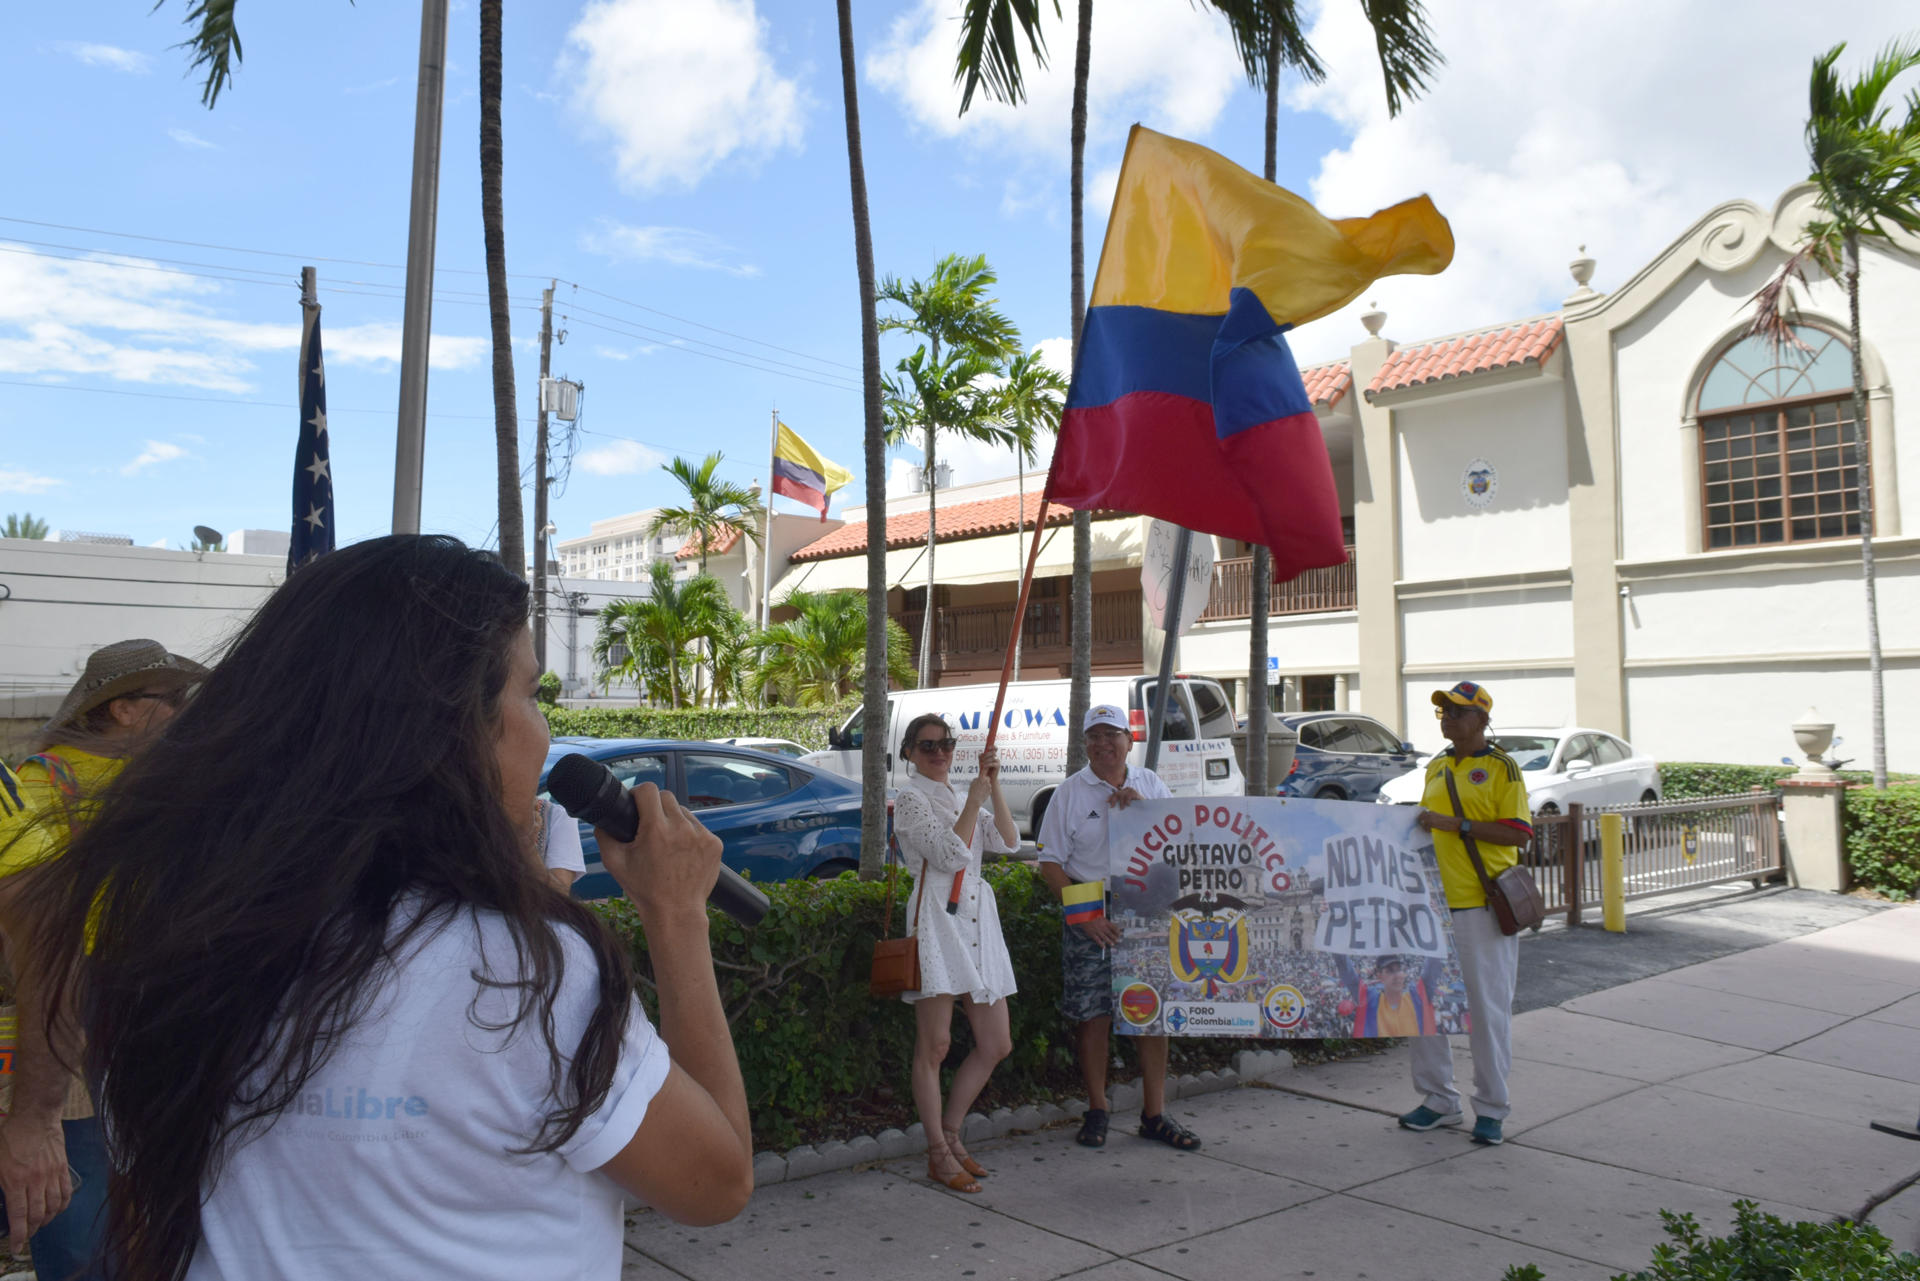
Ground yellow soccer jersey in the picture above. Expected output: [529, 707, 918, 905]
[1420, 748, 1533, 909]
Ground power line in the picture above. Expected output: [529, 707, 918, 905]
[562, 302, 864, 387]
[0, 377, 532, 423]
[562, 282, 861, 373]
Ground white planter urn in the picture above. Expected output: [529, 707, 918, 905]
[1791, 707, 1836, 776]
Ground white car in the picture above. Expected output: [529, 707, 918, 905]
[1376, 726, 1663, 815]
[711, 736, 811, 759]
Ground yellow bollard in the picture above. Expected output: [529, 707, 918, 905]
[1601, 813, 1626, 932]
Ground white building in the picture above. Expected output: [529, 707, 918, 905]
[772, 182, 1920, 771]
[552, 508, 682, 583]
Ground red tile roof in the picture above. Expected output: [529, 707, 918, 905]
[1366, 318, 1564, 400]
[1300, 360, 1353, 409]
[674, 526, 743, 560]
[791, 491, 1124, 562]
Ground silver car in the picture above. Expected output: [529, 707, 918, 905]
[1377, 726, 1663, 815]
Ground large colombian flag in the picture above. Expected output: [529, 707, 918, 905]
[772, 421, 852, 520]
[1049, 126, 1454, 580]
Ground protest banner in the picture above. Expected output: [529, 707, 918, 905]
[1104, 796, 1468, 1039]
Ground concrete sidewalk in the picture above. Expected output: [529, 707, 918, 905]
[625, 894, 1920, 1280]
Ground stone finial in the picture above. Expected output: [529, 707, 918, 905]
[1566, 246, 1599, 303]
[1360, 301, 1386, 337]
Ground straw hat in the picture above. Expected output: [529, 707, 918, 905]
[43, 640, 209, 735]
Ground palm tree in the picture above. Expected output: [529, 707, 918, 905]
[883, 344, 1034, 685]
[1747, 37, 1920, 791]
[704, 599, 758, 708]
[993, 350, 1070, 678]
[834, 0, 892, 880]
[953, 0, 1442, 772]
[648, 452, 766, 575]
[756, 590, 916, 707]
[593, 562, 734, 708]
[480, 0, 524, 580]
[3, 513, 49, 540]
[879, 254, 1022, 686]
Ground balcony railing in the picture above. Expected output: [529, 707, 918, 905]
[900, 588, 1143, 677]
[1196, 547, 1357, 622]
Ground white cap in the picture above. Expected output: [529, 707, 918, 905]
[1085, 704, 1128, 733]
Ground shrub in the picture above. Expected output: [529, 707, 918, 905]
[1657, 763, 1795, 800]
[543, 702, 853, 749]
[536, 671, 562, 705]
[1845, 783, 1920, 900]
[1504, 1200, 1920, 1279]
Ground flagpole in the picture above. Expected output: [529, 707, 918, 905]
[1142, 526, 1192, 774]
[391, 0, 451, 535]
[763, 408, 778, 630]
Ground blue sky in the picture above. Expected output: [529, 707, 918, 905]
[2, 0, 1913, 555]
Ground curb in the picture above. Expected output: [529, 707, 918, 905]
[751, 1047, 1294, 1185]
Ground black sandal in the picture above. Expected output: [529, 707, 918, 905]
[1076, 1107, 1109, 1147]
[1139, 1113, 1202, 1150]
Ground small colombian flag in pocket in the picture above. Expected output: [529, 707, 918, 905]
[1062, 881, 1105, 926]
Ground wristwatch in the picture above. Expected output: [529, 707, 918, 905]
[1459, 819, 1473, 836]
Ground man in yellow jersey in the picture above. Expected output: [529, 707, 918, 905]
[1396, 680, 1531, 1147]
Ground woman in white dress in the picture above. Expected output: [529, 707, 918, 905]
[892, 712, 1019, 1194]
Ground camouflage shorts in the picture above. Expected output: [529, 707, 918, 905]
[1060, 922, 1114, 1025]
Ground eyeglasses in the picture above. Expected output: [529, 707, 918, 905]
[1435, 704, 1478, 720]
[915, 737, 957, 754]
[1086, 727, 1129, 742]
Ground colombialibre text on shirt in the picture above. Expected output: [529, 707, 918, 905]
[1047, 125, 1455, 582]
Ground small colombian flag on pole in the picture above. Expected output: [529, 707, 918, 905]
[772, 421, 853, 520]
[1062, 881, 1106, 926]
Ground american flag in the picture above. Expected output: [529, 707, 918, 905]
[289, 299, 333, 572]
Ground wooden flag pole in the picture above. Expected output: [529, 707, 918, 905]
[947, 489, 1055, 913]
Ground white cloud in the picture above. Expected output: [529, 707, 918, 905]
[60, 43, 150, 73]
[0, 468, 62, 494]
[1281, 0, 1920, 363]
[167, 128, 218, 150]
[577, 438, 667, 476]
[580, 222, 760, 276]
[122, 440, 188, 475]
[561, 0, 806, 192]
[0, 249, 485, 391]
[868, 0, 1242, 208]
[1031, 336, 1072, 377]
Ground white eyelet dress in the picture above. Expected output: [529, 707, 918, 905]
[894, 768, 1019, 1006]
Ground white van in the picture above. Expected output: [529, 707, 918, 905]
[802, 676, 1244, 839]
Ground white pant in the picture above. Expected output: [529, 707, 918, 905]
[1409, 905, 1519, 1121]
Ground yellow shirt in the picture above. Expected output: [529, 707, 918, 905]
[1374, 990, 1421, 1036]
[1420, 747, 1532, 909]
[0, 748, 125, 879]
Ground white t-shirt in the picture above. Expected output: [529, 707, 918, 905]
[1036, 765, 1173, 884]
[539, 798, 587, 874]
[188, 906, 670, 1281]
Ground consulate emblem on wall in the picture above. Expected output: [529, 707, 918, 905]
[1462, 458, 1498, 509]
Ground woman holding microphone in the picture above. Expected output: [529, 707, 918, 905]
[891, 714, 1018, 1194]
[20, 536, 752, 1281]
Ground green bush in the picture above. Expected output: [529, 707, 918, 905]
[591, 861, 1305, 1151]
[537, 671, 562, 705]
[1845, 783, 1920, 900]
[1657, 763, 1795, 800]
[543, 702, 853, 749]
[1505, 1200, 1920, 1279]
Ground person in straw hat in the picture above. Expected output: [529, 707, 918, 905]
[0, 639, 206, 1278]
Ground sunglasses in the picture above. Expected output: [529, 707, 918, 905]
[1435, 704, 1478, 719]
[915, 737, 957, 754]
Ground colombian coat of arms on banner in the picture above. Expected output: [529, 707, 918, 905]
[1104, 797, 1471, 1039]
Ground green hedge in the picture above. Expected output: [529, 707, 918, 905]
[543, 703, 853, 749]
[592, 862, 1313, 1151]
[1656, 763, 1796, 799]
[1845, 783, 1920, 901]
[1505, 1200, 1920, 1279]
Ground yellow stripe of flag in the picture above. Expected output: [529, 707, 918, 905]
[774, 422, 852, 497]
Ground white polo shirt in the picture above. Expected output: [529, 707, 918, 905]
[1036, 764, 1172, 885]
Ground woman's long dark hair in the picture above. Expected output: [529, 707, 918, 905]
[28, 535, 633, 1281]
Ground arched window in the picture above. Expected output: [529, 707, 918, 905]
[1696, 325, 1865, 549]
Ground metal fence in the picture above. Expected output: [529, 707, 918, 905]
[1528, 792, 1782, 924]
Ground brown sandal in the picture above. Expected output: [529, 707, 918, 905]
[943, 1127, 988, 1179]
[927, 1143, 981, 1194]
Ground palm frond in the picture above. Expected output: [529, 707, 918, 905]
[954, 0, 1060, 114]
[1206, 0, 1325, 90]
[1357, 0, 1442, 117]
[164, 0, 244, 108]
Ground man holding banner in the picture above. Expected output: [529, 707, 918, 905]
[1399, 681, 1533, 1147]
[1036, 706, 1199, 1153]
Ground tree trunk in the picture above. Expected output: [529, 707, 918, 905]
[1844, 231, 1887, 789]
[1066, 0, 1094, 775]
[1246, 12, 1280, 799]
[838, 0, 891, 879]
[479, 0, 524, 579]
[921, 421, 938, 688]
[1014, 462, 1025, 680]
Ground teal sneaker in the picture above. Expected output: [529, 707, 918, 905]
[1398, 1105, 1464, 1131]
[1470, 1116, 1505, 1146]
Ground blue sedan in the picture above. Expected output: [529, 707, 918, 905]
[1272, 712, 1420, 802]
[540, 737, 867, 899]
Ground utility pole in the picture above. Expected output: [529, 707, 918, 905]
[533, 282, 555, 672]
[391, 0, 451, 535]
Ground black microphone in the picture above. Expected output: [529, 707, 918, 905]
[546, 753, 770, 926]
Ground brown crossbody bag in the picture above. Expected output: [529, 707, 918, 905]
[1442, 765, 1544, 936]
[868, 846, 924, 997]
